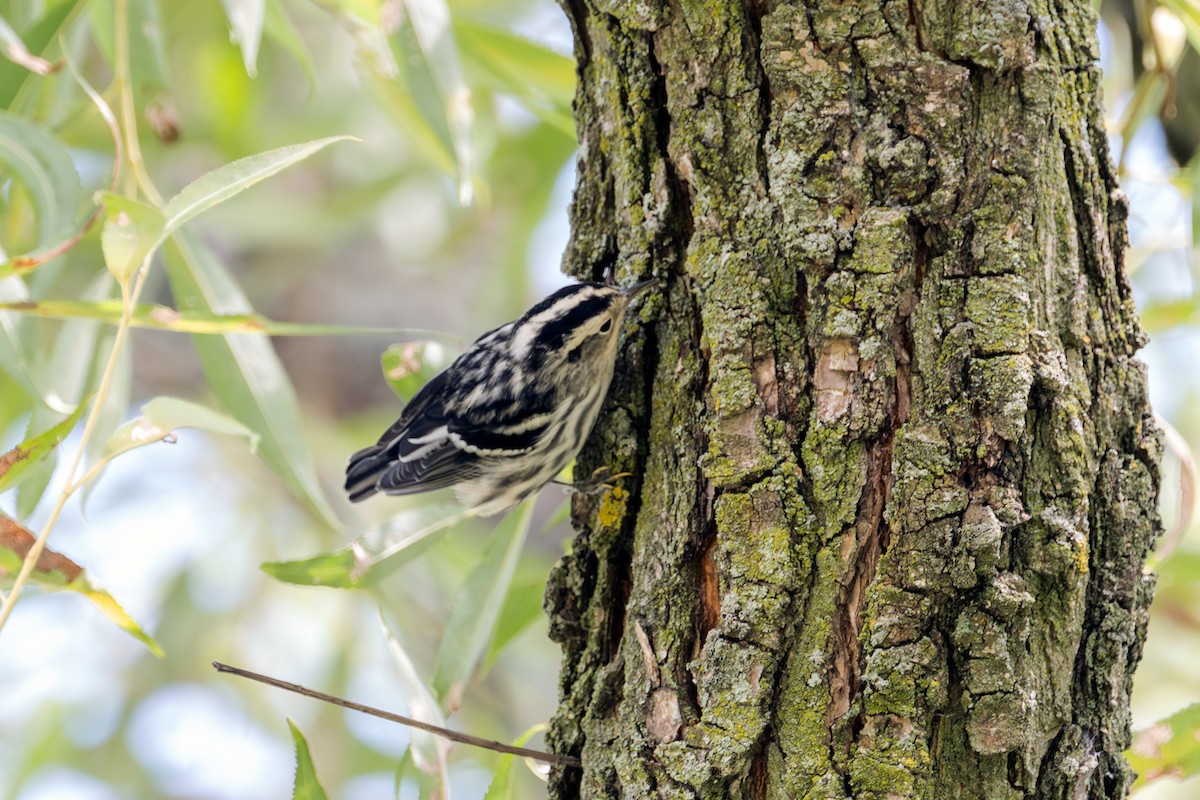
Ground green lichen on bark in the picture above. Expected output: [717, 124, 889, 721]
[545, 0, 1161, 798]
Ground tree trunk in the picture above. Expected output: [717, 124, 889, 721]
[544, 1, 1162, 798]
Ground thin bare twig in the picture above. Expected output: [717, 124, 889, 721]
[211, 661, 581, 768]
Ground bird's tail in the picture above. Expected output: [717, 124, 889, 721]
[344, 445, 390, 502]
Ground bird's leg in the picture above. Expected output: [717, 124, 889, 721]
[553, 465, 631, 496]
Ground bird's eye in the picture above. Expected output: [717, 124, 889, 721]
[599, 319, 613, 333]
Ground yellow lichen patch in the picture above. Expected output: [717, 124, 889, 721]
[598, 485, 629, 528]
[1073, 536, 1090, 574]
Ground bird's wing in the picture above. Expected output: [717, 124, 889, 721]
[345, 369, 483, 501]
[373, 386, 558, 499]
[374, 434, 478, 496]
[345, 359, 560, 502]
[445, 387, 556, 457]
[366, 367, 452, 450]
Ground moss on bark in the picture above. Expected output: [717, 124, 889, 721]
[545, 1, 1161, 798]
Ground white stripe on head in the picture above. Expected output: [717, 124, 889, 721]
[510, 286, 601, 359]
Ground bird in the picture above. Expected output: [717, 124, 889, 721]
[345, 277, 657, 517]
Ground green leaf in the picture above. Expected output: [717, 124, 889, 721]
[0, 14, 57, 75]
[380, 613, 449, 786]
[80, 326, 130, 512]
[381, 341, 455, 401]
[455, 19, 576, 138]
[0, 515, 164, 657]
[336, 7, 397, 76]
[221, 0, 266, 77]
[0, 368, 32, 439]
[393, 751, 416, 796]
[159, 135, 357, 240]
[484, 750, 518, 800]
[263, 0, 316, 89]
[323, 0, 383, 26]
[1158, 550, 1200, 602]
[1139, 298, 1198, 333]
[88, 0, 166, 97]
[39, 271, 116, 412]
[15, 271, 117, 513]
[0, 0, 86, 109]
[97, 192, 165, 283]
[484, 578, 546, 671]
[1160, 0, 1200, 55]
[164, 232, 341, 528]
[0, 297, 443, 337]
[367, 71, 455, 174]
[287, 719, 330, 800]
[1191, 153, 1200, 250]
[483, 723, 549, 800]
[473, 121, 575, 312]
[432, 500, 533, 709]
[0, 110, 85, 266]
[84, 397, 257, 505]
[0, 399, 87, 492]
[1115, 69, 1168, 166]
[357, 1, 456, 176]
[102, 396, 259, 461]
[263, 504, 467, 588]
[73, 576, 165, 657]
[543, 496, 571, 529]
[398, 0, 474, 203]
[1128, 702, 1200, 787]
[262, 547, 358, 588]
[14, 433, 55, 518]
[14, 271, 115, 516]
[0, 275, 47, 402]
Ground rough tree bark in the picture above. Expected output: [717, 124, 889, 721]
[544, 1, 1162, 798]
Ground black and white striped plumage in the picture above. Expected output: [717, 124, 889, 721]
[345, 279, 655, 517]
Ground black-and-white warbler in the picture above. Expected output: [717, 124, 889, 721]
[345, 278, 656, 516]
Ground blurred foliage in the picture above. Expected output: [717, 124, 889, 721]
[1103, 1, 1200, 797]
[0, 515, 161, 655]
[0, 0, 575, 797]
[1131, 701, 1200, 788]
[0, 0, 1198, 798]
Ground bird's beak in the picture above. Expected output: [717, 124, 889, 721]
[622, 277, 659, 299]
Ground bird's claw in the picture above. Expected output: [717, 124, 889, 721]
[555, 466, 632, 496]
